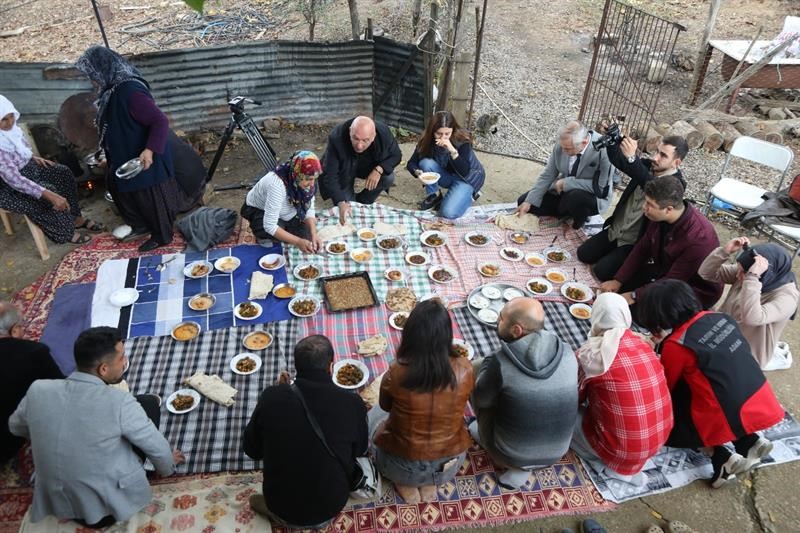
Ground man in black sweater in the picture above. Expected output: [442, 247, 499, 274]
[577, 135, 688, 281]
[0, 302, 64, 463]
[243, 335, 368, 528]
[319, 116, 402, 224]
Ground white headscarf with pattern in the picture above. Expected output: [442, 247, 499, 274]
[575, 292, 631, 378]
[0, 95, 32, 161]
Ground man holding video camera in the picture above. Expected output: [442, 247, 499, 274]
[516, 121, 614, 230]
[577, 130, 688, 281]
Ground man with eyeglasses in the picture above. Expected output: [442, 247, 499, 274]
[318, 116, 402, 225]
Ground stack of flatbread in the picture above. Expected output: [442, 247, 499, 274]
[373, 221, 407, 235]
[317, 223, 356, 242]
[249, 272, 274, 300]
[357, 334, 388, 356]
[495, 213, 540, 232]
[385, 287, 417, 312]
[359, 371, 384, 409]
[184, 372, 237, 407]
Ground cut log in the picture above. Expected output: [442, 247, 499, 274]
[767, 108, 788, 120]
[690, 119, 724, 151]
[644, 127, 663, 153]
[670, 120, 704, 150]
[734, 120, 760, 138]
[715, 122, 741, 152]
[655, 122, 672, 136]
[757, 122, 784, 144]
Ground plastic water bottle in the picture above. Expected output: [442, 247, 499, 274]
[711, 198, 733, 211]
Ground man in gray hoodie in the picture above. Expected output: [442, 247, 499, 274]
[469, 298, 578, 488]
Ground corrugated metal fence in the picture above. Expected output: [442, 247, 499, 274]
[0, 36, 427, 132]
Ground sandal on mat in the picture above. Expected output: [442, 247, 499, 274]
[69, 231, 92, 245]
[75, 218, 106, 232]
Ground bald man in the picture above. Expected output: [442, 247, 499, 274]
[319, 116, 402, 224]
[469, 298, 578, 489]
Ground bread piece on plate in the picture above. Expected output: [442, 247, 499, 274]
[184, 372, 237, 407]
[249, 272, 274, 300]
[358, 334, 388, 356]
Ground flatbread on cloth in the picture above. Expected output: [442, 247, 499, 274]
[317, 223, 356, 242]
[495, 213, 540, 232]
[184, 372, 237, 407]
[373, 221, 408, 235]
[357, 334, 388, 356]
[385, 287, 417, 312]
[249, 272, 274, 300]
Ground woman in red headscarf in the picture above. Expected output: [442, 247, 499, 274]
[241, 150, 323, 253]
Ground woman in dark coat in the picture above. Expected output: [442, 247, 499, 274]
[76, 46, 181, 252]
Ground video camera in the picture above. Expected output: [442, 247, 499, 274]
[228, 96, 262, 113]
[592, 122, 624, 150]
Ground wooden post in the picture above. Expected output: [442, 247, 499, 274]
[366, 18, 373, 40]
[468, 0, 488, 129]
[411, 0, 423, 38]
[422, 2, 438, 121]
[347, 0, 360, 40]
[435, 0, 464, 112]
[670, 120, 704, 149]
[690, 119, 724, 151]
[715, 122, 741, 151]
[687, 0, 722, 104]
[451, 51, 474, 124]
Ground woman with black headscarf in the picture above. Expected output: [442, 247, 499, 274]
[699, 237, 799, 370]
[76, 46, 179, 252]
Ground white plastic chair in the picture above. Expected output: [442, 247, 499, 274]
[704, 136, 794, 216]
[763, 222, 800, 259]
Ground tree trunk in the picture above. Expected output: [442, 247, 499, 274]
[347, 0, 360, 40]
[670, 120, 704, 150]
[690, 119, 724, 152]
[308, 0, 316, 41]
[411, 0, 423, 37]
[715, 122, 741, 152]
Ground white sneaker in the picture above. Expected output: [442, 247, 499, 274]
[764, 342, 792, 371]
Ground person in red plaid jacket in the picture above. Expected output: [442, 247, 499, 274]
[570, 292, 673, 486]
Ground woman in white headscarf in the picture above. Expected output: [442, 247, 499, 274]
[0, 95, 103, 244]
[569, 292, 673, 486]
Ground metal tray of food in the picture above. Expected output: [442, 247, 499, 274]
[319, 271, 380, 313]
[466, 282, 527, 328]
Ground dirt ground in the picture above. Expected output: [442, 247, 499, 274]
[2, 1, 800, 532]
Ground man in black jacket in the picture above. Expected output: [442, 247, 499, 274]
[577, 135, 688, 281]
[0, 301, 64, 463]
[319, 116, 402, 224]
[243, 335, 368, 528]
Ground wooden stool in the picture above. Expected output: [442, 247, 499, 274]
[0, 208, 50, 260]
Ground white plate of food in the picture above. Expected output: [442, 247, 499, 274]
[349, 247, 374, 264]
[384, 268, 406, 282]
[478, 262, 502, 277]
[464, 231, 491, 247]
[171, 321, 201, 342]
[480, 285, 502, 299]
[503, 287, 526, 301]
[288, 295, 321, 318]
[477, 308, 499, 324]
[389, 311, 410, 331]
[561, 282, 594, 303]
[188, 292, 216, 311]
[332, 359, 369, 389]
[214, 256, 241, 273]
[524, 252, 547, 267]
[259, 254, 286, 271]
[234, 301, 263, 321]
[525, 277, 553, 296]
[357, 228, 377, 241]
[272, 283, 297, 299]
[376, 235, 404, 251]
[428, 265, 458, 284]
[544, 248, 571, 263]
[293, 263, 321, 281]
[499, 246, 524, 262]
[469, 293, 491, 309]
[108, 288, 139, 307]
[452, 338, 475, 360]
[405, 250, 430, 266]
[166, 388, 201, 414]
[420, 230, 447, 248]
[325, 241, 349, 255]
[242, 330, 273, 350]
[545, 268, 568, 284]
[183, 260, 213, 279]
[230, 352, 263, 375]
[418, 171, 440, 185]
[569, 303, 592, 320]
[509, 231, 530, 245]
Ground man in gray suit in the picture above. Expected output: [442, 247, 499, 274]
[516, 120, 613, 229]
[9, 326, 185, 528]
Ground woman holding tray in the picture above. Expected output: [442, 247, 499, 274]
[369, 300, 474, 503]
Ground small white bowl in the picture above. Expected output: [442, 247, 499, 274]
[325, 241, 349, 255]
[561, 282, 594, 303]
[259, 254, 286, 271]
[569, 303, 592, 320]
[545, 268, 568, 284]
[389, 311, 409, 331]
[171, 321, 201, 342]
[524, 252, 547, 267]
[384, 268, 405, 282]
[419, 172, 441, 185]
[108, 288, 139, 307]
[503, 287, 525, 301]
[234, 301, 263, 321]
[188, 292, 216, 311]
[214, 256, 241, 273]
[357, 228, 377, 241]
[115, 157, 143, 179]
[288, 295, 321, 318]
[332, 359, 370, 389]
[405, 250, 430, 266]
[525, 277, 553, 296]
[499, 247, 524, 261]
[478, 262, 502, 277]
[293, 263, 322, 281]
[183, 260, 213, 279]
[376, 235, 404, 251]
[420, 230, 447, 248]
[452, 338, 475, 360]
[480, 285, 502, 299]
[469, 294, 491, 309]
[464, 231, 491, 247]
[477, 308, 499, 324]
[242, 331, 273, 350]
[428, 265, 458, 284]
[230, 352, 263, 375]
[166, 388, 201, 414]
[544, 248, 572, 263]
[350, 247, 374, 264]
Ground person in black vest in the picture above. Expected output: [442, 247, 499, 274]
[76, 46, 181, 252]
[243, 335, 368, 528]
[318, 116, 402, 225]
[0, 301, 63, 463]
[577, 135, 688, 281]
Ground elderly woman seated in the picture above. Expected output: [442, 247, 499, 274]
[0, 95, 102, 244]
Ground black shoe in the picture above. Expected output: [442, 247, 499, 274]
[472, 190, 482, 201]
[138, 238, 167, 252]
[121, 227, 149, 242]
[710, 447, 745, 488]
[419, 193, 443, 211]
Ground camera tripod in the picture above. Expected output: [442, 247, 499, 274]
[207, 96, 279, 191]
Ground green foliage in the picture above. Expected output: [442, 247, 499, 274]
[182, 0, 204, 13]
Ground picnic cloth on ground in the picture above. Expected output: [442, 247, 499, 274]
[176, 206, 238, 252]
[585, 411, 800, 503]
[92, 244, 291, 338]
[40, 282, 94, 375]
[125, 320, 299, 474]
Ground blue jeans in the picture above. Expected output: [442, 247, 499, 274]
[418, 158, 474, 219]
